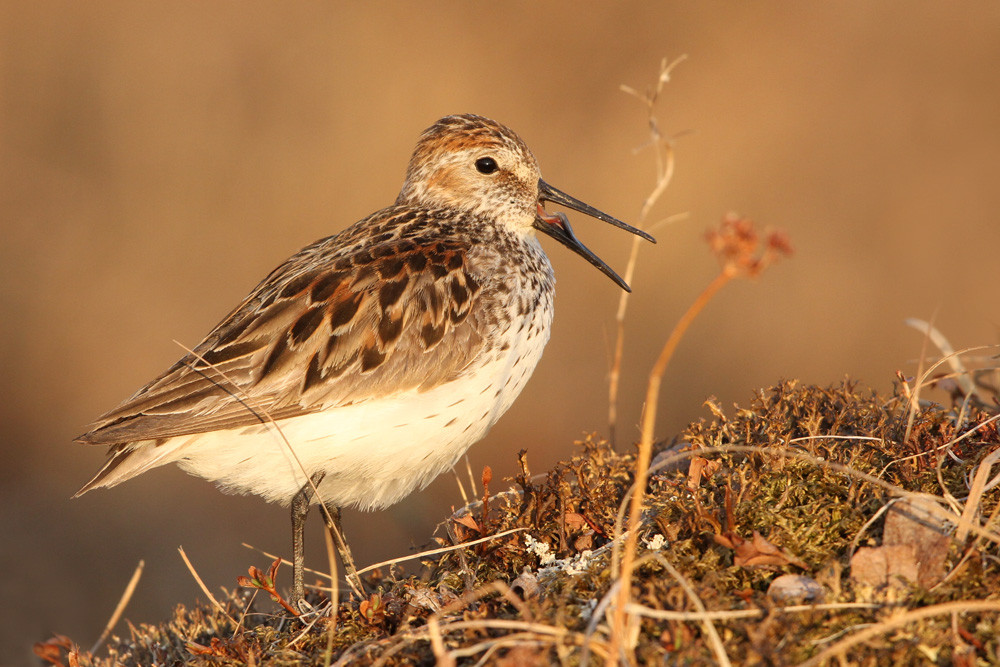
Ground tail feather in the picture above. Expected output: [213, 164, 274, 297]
[74, 440, 183, 497]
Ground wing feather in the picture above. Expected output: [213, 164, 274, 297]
[76, 209, 493, 446]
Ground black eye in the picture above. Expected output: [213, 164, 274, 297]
[475, 157, 498, 174]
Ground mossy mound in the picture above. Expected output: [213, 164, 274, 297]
[39, 380, 1000, 665]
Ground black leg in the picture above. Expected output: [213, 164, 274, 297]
[321, 502, 365, 596]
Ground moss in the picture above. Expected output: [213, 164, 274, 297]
[39, 380, 1000, 666]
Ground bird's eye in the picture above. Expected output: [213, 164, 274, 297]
[475, 157, 499, 174]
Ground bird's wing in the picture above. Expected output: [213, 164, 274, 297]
[76, 216, 496, 446]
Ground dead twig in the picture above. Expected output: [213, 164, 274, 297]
[89, 560, 144, 654]
[178, 546, 239, 627]
[608, 55, 687, 445]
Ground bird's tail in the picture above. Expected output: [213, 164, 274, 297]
[73, 440, 183, 497]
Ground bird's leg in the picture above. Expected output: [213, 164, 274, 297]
[290, 472, 325, 607]
[321, 502, 365, 597]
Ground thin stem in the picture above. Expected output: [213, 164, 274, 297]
[608, 55, 686, 444]
[608, 125, 676, 443]
[609, 267, 734, 661]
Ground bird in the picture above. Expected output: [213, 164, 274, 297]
[74, 113, 654, 605]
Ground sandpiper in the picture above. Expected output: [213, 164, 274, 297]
[75, 114, 654, 604]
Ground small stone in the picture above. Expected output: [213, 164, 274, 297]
[767, 574, 825, 604]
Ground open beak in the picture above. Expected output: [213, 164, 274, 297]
[533, 179, 655, 292]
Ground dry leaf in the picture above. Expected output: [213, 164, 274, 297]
[850, 544, 919, 587]
[452, 513, 480, 532]
[687, 455, 721, 490]
[33, 636, 75, 667]
[850, 497, 952, 588]
[883, 497, 951, 587]
[715, 530, 808, 569]
[574, 532, 594, 551]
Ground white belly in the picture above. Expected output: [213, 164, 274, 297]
[174, 314, 550, 510]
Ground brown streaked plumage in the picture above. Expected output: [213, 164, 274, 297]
[76, 211, 490, 446]
[75, 113, 654, 605]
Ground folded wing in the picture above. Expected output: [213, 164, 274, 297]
[76, 220, 490, 447]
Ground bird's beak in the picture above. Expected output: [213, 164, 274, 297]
[533, 179, 655, 292]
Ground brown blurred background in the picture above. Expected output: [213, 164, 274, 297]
[2, 2, 998, 662]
